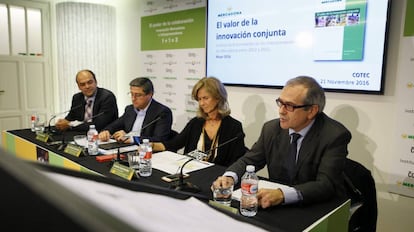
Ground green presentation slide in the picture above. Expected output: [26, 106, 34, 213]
[141, 7, 206, 51]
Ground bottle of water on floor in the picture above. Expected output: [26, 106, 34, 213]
[240, 165, 259, 217]
[87, 125, 99, 155]
[139, 139, 152, 177]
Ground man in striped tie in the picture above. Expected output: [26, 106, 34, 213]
[55, 69, 118, 132]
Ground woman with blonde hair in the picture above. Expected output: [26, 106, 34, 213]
[152, 77, 247, 167]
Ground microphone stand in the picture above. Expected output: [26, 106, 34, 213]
[46, 115, 57, 135]
[170, 158, 201, 193]
[46, 103, 84, 135]
[124, 113, 165, 137]
[170, 134, 243, 193]
[57, 132, 67, 151]
[110, 138, 130, 166]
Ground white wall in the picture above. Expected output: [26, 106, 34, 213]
[48, 0, 413, 231]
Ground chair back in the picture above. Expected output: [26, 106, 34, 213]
[343, 158, 377, 232]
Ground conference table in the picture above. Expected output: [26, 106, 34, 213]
[2, 128, 350, 232]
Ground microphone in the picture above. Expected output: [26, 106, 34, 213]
[46, 103, 84, 134]
[71, 111, 106, 128]
[171, 132, 244, 193]
[125, 112, 167, 137]
[170, 157, 201, 193]
[52, 111, 106, 149]
[205, 132, 244, 158]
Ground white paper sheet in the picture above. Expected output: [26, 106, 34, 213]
[151, 151, 214, 174]
[232, 179, 288, 201]
[70, 139, 138, 155]
[43, 171, 267, 232]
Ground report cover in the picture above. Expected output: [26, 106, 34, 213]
[313, 0, 367, 61]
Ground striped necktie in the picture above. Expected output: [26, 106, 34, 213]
[84, 99, 93, 122]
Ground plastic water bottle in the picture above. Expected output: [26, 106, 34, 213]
[139, 138, 152, 177]
[240, 165, 259, 217]
[87, 125, 99, 155]
[30, 113, 37, 132]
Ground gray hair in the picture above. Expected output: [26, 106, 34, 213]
[285, 76, 325, 113]
[129, 77, 154, 95]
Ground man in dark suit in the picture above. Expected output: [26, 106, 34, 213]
[212, 76, 352, 207]
[98, 77, 173, 143]
[55, 69, 118, 132]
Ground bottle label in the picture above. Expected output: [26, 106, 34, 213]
[144, 151, 152, 159]
[241, 182, 258, 194]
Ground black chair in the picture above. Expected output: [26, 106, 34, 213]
[169, 129, 178, 139]
[343, 158, 378, 232]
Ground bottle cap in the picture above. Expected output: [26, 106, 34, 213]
[246, 165, 255, 172]
[89, 125, 95, 129]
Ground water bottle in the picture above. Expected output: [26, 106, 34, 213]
[87, 125, 99, 155]
[139, 138, 152, 177]
[30, 113, 37, 132]
[240, 165, 259, 217]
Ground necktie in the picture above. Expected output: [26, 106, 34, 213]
[84, 99, 93, 122]
[287, 133, 301, 184]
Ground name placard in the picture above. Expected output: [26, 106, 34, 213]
[208, 200, 239, 215]
[64, 144, 83, 157]
[110, 162, 135, 180]
[35, 132, 49, 143]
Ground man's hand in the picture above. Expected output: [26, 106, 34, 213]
[98, 130, 111, 141]
[211, 176, 235, 191]
[55, 119, 70, 131]
[112, 130, 131, 143]
[257, 188, 285, 208]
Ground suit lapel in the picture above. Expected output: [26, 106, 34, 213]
[92, 88, 100, 115]
[126, 107, 137, 131]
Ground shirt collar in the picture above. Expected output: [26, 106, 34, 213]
[289, 119, 315, 138]
[84, 90, 97, 102]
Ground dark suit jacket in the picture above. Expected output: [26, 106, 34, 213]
[65, 87, 118, 132]
[163, 116, 247, 167]
[227, 112, 352, 205]
[103, 99, 173, 142]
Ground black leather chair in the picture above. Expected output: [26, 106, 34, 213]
[343, 158, 378, 232]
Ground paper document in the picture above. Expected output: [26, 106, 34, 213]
[43, 171, 266, 232]
[232, 179, 287, 201]
[151, 151, 214, 174]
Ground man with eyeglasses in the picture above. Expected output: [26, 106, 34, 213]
[55, 69, 118, 132]
[212, 76, 352, 208]
[98, 77, 173, 144]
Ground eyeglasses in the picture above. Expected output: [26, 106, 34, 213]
[128, 92, 147, 98]
[275, 98, 313, 112]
